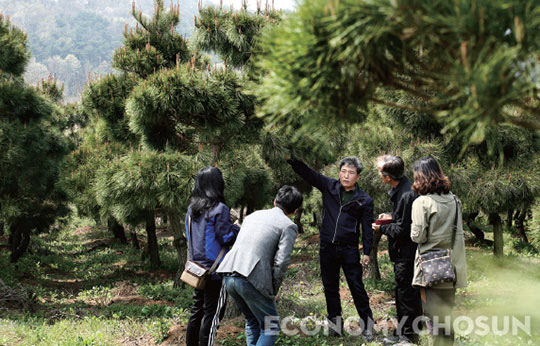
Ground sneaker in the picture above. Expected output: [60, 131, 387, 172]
[383, 335, 416, 345]
[382, 335, 400, 345]
[361, 328, 375, 342]
[395, 335, 415, 345]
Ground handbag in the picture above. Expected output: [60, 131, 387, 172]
[180, 216, 226, 290]
[419, 196, 459, 287]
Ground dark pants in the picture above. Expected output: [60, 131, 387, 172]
[319, 242, 373, 329]
[186, 278, 226, 346]
[394, 261, 423, 338]
[423, 288, 456, 346]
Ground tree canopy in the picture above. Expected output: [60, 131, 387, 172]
[254, 0, 540, 147]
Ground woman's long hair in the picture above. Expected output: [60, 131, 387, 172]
[190, 166, 225, 218]
[412, 156, 451, 195]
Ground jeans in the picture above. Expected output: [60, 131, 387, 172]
[394, 261, 423, 338]
[186, 278, 225, 346]
[319, 242, 373, 329]
[224, 276, 280, 346]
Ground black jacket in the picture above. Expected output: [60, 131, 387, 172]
[380, 176, 418, 262]
[288, 159, 374, 255]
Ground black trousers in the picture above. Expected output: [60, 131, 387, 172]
[319, 242, 373, 328]
[186, 278, 226, 346]
[394, 261, 423, 338]
[423, 288, 456, 346]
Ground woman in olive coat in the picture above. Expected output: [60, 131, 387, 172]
[410, 156, 467, 346]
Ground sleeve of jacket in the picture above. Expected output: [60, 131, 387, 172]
[411, 198, 428, 244]
[381, 192, 414, 241]
[214, 205, 240, 247]
[361, 198, 375, 256]
[272, 224, 298, 295]
[287, 158, 330, 192]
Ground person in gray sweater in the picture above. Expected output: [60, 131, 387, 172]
[217, 185, 303, 346]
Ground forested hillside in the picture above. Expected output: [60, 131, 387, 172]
[0, 0, 198, 100]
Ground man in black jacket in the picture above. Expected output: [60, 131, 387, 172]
[373, 155, 422, 345]
[288, 156, 374, 340]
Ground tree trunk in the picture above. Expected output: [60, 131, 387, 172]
[368, 230, 382, 280]
[239, 207, 245, 223]
[312, 208, 323, 229]
[0, 222, 4, 236]
[171, 212, 188, 288]
[310, 211, 317, 227]
[129, 226, 140, 249]
[9, 221, 31, 263]
[211, 144, 221, 166]
[506, 209, 513, 229]
[293, 207, 304, 234]
[489, 213, 504, 257]
[145, 214, 161, 268]
[515, 209, 529, 244]
[464, 212, 493, 245]
[107, 217, 128, 244]
[223, 295, 242, 319]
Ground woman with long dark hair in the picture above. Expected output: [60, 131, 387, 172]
[185, 166, 239, 346]
[410, 157, 467, 346]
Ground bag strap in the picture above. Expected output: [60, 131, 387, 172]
[450, 195, 460, 249]
[209, 247, 226, 274]
[187, 215, 193, 261]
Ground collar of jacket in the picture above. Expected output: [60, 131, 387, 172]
[272, 206, 287, 215]
[331, 180, 363, 204]
[387, 175, 411, 201]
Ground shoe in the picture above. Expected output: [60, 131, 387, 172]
[383, 335, 415, 345]
[326, 316, 343, 337]
[382, 335, 400, 345]
[395, 335, 415, 345]
[361, 328, 374, 342]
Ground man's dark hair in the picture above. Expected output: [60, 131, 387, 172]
[190, 166, 225, 218]
[377, 155, 404, 180]
[339, 156, 363, 174]
[275, 185, 303, 214]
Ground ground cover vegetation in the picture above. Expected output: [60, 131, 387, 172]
[1, 0, 540, 345]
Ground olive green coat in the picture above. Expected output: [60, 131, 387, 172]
[410, 193, 468, 289]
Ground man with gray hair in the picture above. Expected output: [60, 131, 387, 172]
[287, 155, 374, 341]
[373, 155, 422, 345]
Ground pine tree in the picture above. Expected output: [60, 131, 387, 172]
[348, 91, 540, 260]
[120, 1, 281, 275]
[252, 0, 540, 258]
[0, 15, 69, 262]
[76, 1, 280, 273]
[79, 0, 195, 268]
[254, 0, 540, 146]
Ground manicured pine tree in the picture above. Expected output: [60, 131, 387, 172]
[81, 0, 196, 269]
[0, 15, 69, 262]
[193, 1, 353, 233]
[123, 1, 281, 276]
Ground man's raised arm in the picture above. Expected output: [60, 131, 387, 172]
[287, 158, 329, 192]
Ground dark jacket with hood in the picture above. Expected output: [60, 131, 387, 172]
[380, 175, 418, 262]
[288, 159, 374, 255]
